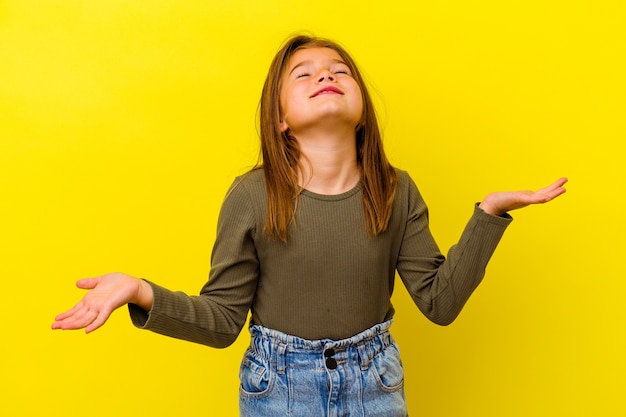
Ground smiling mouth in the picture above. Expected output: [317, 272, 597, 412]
[311, 87, 343, 97]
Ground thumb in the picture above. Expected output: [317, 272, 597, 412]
[76, 277, 101, 290]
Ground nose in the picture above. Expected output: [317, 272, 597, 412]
[317, 70, 335, 82]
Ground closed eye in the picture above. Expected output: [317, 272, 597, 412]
[332, 65, 352, 76]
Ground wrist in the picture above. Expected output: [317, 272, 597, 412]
[134, 279, 154, 311]
[479, 200, 503, 217]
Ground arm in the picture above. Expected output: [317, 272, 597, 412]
[127, 183, 260, 348]
[52, 175, 261, 347]
[397, 177, 567, 325]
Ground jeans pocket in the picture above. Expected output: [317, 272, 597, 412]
[371, 344, 405, 393]
[239, 349, 275, 398]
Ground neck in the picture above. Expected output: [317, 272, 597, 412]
[292, 126, 360, 195]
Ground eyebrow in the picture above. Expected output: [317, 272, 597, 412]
[288, 58, 347, 76]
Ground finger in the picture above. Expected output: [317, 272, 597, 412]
[85, 309, 112, 334]
[53, 278, 102, 328]
[547, 187, 567, 199]
[540, 177, 568, 194]
[76, 277, 101, 290]
[54, 305, 81, 322]
[542, 184, 567, 201]
[53, 306, 99, 330]
[529, 178, 567, 202]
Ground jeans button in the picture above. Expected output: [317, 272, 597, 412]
[324, 348, 335, 358]
[326, 357, 337, 369]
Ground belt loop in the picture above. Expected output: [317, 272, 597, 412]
[383, 331, 391, 349]
[357, 342, 370, 371]
[276, 342, 287, 374]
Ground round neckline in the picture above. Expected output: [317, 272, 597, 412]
[300, 181, 362, 201]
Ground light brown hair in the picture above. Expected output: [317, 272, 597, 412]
[256, 34, 397, 242]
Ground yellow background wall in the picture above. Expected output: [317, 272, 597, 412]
[1, 1, 624, 416]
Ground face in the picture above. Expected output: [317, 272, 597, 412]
[279, 47, 363, 134]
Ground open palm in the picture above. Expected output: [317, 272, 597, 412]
[52, 272, 148, 333]
[479, 177, 568, 216]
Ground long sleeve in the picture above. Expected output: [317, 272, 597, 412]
[128, 177, 260, 348]
[127, 169, 512, 345]
[396, 176, 512, 325]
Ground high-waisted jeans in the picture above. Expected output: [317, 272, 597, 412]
[239, 320, 408, 416]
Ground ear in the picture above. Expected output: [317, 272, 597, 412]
[279, 118, 289, 132]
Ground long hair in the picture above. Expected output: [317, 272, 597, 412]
[256, 35, 397, 242]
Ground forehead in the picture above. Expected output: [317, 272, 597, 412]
[285, 47, 345, 71]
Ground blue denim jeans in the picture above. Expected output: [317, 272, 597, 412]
[239, 320, 408, 416]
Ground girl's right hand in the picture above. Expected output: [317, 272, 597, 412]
[51, 272, 154, 333]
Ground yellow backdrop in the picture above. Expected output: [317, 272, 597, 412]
[1, 1, 624, 416]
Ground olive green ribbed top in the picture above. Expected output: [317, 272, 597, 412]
[129, 169, 512, 347]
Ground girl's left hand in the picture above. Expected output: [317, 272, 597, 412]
[478, 177, 568, 216]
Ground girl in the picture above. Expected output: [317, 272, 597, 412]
[52, 35, 567, 416]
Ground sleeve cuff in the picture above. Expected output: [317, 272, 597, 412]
[127, 279, 160, 329]
[474, 202, 513, 224]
